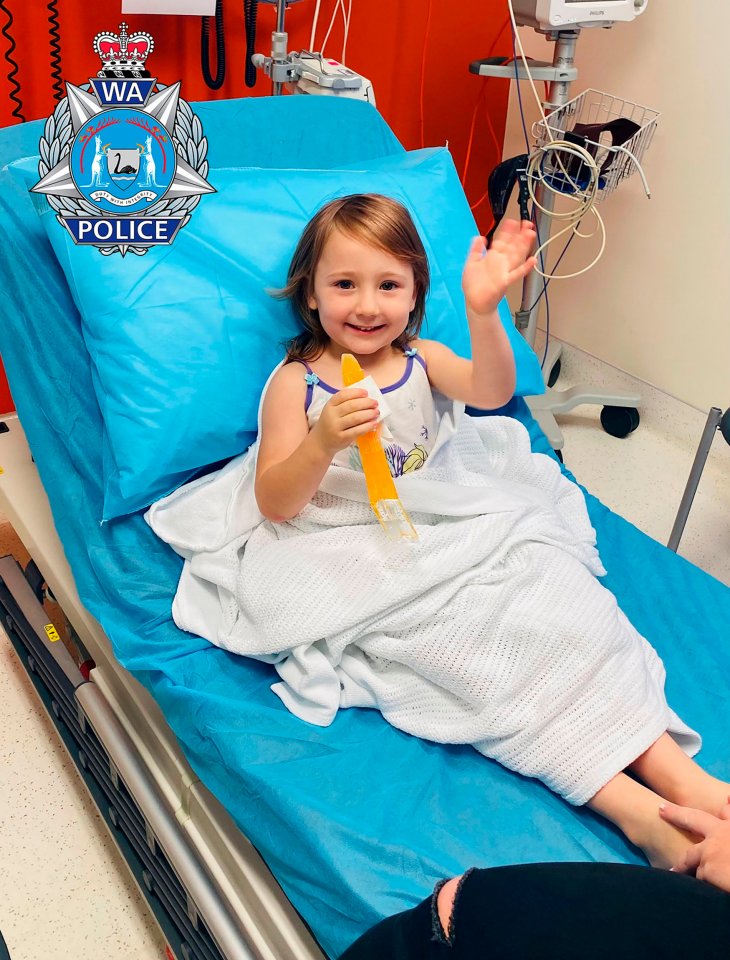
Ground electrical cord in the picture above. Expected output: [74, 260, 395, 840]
[509, 16, 598, 363]
[509, 17, 605, 281]
[512, 33, 553, 362]
[47, 0, 63, 103]
[244, 0, 258, 87]
[508, 0, 650, 281]
[508, 0, 653, 281]
[462, 17, 510, 187]
[0, 0, 24, 122]
[201, 0, 226, 90]
[528, 233, 577, 315]
[538, 233, 576, 366]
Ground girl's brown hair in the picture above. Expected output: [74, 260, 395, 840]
[275, 194, 430, 362]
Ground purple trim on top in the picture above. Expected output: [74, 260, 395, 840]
[311, 378, 338, 396]
[292, 359, 316, 413]
[381, 355, 414, 394]
[297, 347, 423, 407]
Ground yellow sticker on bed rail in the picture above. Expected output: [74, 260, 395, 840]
[44, 623, 60, 643]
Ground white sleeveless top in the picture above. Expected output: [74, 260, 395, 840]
[295, 347, 437, 476]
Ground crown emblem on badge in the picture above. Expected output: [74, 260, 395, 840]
[93, 22, 154, 78]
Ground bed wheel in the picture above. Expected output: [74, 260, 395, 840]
[600, 406, 640, 438]
[547, 357, 562, 388]
[23, 557, 58, 605]
[553, 448, 564, 463]
[720, 409, 730, 445]
[24, 559, 46, 605]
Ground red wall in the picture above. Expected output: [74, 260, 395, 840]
[0, 356, 12, 415]
[0, 1, 512, 413]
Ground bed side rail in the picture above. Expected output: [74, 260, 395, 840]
[0, 555, 264, 960]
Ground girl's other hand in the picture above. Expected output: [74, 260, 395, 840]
[462, 220, 537, 319]
[311, 388, 379, 456]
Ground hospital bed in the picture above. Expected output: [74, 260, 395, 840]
[1, 96, 729, 960]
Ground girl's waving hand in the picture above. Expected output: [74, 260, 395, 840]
[462, 220, 537, 319]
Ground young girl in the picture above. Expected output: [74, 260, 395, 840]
[256, 194, 727, 868]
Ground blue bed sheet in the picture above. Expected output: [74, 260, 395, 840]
[1, 100, 729, 959]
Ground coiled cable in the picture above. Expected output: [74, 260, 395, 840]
[0, 0, 25, 122]
[244, 0, 258, 88]
[48, 0, 63, 103]
[201, 0, 226, 90]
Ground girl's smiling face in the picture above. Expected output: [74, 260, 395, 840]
[307, 228, 417, 357]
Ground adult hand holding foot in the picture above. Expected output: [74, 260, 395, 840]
[661, 798, 730, 891]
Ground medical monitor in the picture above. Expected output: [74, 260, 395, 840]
[512, 0, 648, 30]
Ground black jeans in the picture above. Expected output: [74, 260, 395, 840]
[340, 863, 730, 959]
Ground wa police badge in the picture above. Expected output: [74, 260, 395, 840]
[32, 23, 214, 257]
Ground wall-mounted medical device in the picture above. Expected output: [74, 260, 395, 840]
[253, 0, 374, 102]
[511, 0, 648, 31]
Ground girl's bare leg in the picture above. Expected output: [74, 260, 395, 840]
[587, 772, 697, 868]
[630, 733, 730, 816]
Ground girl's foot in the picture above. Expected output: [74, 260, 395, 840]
[630, 735, 730, 818]
[668, 777, 730, 819]
[630, 811, 699, 869]
[588, 771, 700, 870]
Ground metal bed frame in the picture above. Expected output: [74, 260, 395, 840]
[0, 414, 326, 960]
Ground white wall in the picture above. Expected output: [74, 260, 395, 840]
[502, 3, 730, 412]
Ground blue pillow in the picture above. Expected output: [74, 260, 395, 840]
[16, 147, 544, 518]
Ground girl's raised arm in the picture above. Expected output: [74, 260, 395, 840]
[417, 220, 536, 409]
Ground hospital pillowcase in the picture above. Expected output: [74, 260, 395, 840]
[24, 147, 544, 518]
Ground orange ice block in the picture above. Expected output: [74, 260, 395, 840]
[341, 353, 418, 542]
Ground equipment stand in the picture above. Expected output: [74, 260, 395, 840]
[472, 30, 641, 450]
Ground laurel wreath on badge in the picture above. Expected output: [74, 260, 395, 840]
[38, 84, 209, 257]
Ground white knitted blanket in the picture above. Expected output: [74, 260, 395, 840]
[147, 396, 699, 804]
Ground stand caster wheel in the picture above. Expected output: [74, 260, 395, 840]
[720, 409, 730, 445]
[547, 357, 561, 388]
[600, 406, 640, 438]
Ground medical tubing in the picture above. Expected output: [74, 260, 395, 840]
[0, 0, 24, 122]
[320, 0, 345, 56]
[201, 0, 226, 90]
[342, 0, 352, 64]
[309, 0, 322, 50]
[419, 0, 433, 148]
[47, 0, 63, 102]
[244, 0, 258, 88]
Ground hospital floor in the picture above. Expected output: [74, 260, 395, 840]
[1, 339, 729, 960]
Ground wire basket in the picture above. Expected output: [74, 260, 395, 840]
[531, 88, 660, 201]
